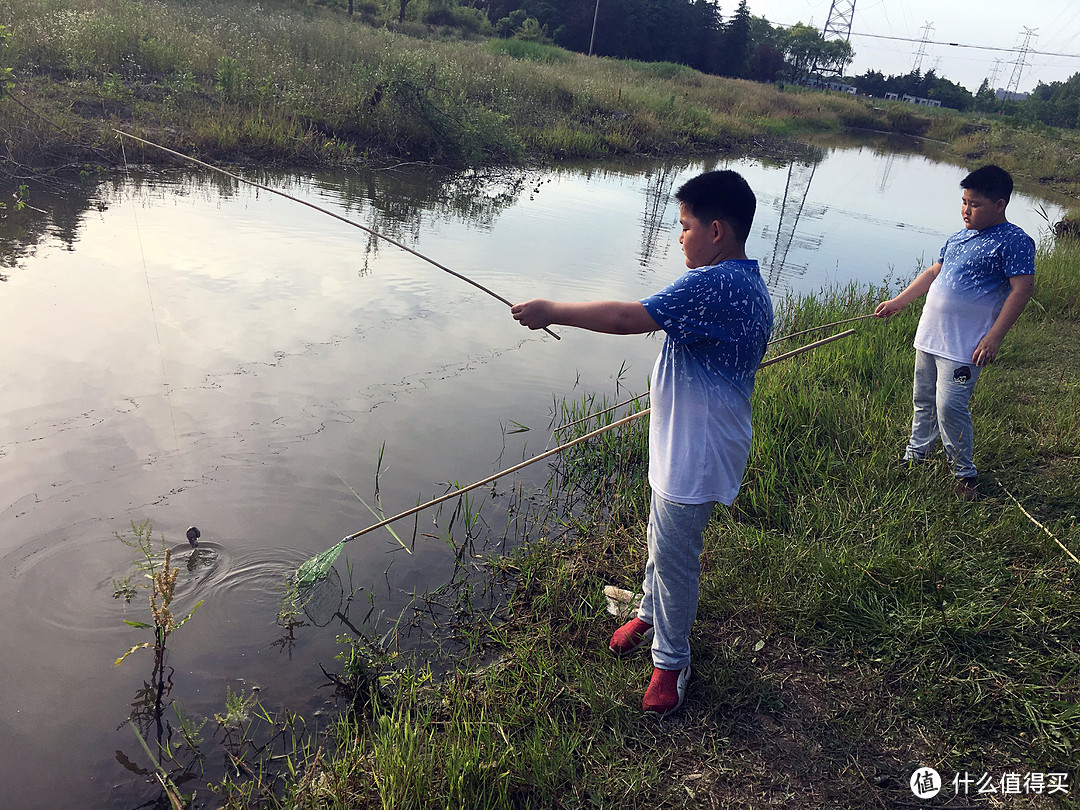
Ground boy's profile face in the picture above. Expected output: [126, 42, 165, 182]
[961, 189, 1007, 231]
[678, 203, 721, 269]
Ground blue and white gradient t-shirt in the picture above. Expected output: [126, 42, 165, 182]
[640, 260, 773, 505]
[915, 222, 1035, 363]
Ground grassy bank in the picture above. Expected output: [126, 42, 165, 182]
[4, 0, 1080, 198]
[201, 235, 1080, 808]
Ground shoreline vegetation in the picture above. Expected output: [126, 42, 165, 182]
[3, 0, 1080, 200]
[3, 0, 1079, 807]
[209, 241, 1079, 809]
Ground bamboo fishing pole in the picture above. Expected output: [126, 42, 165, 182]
[554, 314, 876, 433]
[758, 327, 854, 367]
[767, 312, 877, 345]
[334, 328, 855, 544]
[111, 129, 560, 340]
[553, 392, 650, 434]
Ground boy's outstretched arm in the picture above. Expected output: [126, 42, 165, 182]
[971, 274, 1035, 366]
[874, 262, 942, 318]
[511, 299, 660, 335]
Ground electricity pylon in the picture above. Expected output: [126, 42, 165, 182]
[814, 0, 856, 77]
[1006, 28, 1037, 96]
[912, 22, 933, 74]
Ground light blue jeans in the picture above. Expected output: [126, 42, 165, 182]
[636, 493, 716, 671]
[905, 349, 982, 479]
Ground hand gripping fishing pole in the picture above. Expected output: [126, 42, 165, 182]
[295, 328, 858, 586]
[112, 129, 560, 340]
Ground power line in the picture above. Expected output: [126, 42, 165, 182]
[768, 21, 1080, 59]
[848, 30, 1080, 60]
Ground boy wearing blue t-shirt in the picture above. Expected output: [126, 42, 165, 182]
[511, 170, 773, 717]
[875, 165, 1035, 500]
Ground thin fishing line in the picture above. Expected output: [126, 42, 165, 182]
[121, 137, 180, 453]
[112, 130, 560, 340]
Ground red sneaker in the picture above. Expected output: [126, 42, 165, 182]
[608, 617, 654, 656]
[642, 666, 690, 718]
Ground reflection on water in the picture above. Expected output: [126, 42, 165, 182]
[0, 174, 103, 279]
[0, 137, 1067, 809]
[636, 163, 682, 268]
[766, 157, 825, 289]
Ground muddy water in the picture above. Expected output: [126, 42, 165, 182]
[0, 138, 1065, 808]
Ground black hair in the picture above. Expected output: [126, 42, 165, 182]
[961, 164, 1013, 204]
[675, 170, 756, 244]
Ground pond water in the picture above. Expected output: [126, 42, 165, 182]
[0, 134, 1067, 808]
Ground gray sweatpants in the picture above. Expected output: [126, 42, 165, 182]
[636, 492, 715, 671]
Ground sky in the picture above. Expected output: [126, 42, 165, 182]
[744, 0, 1080, 94]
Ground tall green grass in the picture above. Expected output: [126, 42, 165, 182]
[9, 0, 1079, 184]
[484, 38, 569, 64]
[243, 239, 1080, 808]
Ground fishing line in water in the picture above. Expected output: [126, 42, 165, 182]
[120, 137, 181, 454]
[112, 130, 560, 340]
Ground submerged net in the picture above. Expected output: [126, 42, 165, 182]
[297, 564, 343, 627]
[295, 541, 344, 590]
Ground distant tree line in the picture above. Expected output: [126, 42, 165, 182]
[309, 0, 1080, 129]
[853, 69, 972, 110]
[309, 0, 851, 82]
[489, 1, 854, 84]
[852, 67, 1080, 128]
[1021, 73, 1080, 129]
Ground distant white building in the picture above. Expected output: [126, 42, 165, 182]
[901, 94, 941, 108]
[995, 88, 1030, 101]
[802, 77, 857, 94]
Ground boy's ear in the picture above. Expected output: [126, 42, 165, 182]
[711, 219, 725, 244]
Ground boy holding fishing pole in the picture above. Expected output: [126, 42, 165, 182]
[512, 170, 773, 718]
[875, 165, 1035, 501]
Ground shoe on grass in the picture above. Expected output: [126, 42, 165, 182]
[955, 476, 980, 501]
[642, 666, 690, 718]
[608, 617, 653, 656]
